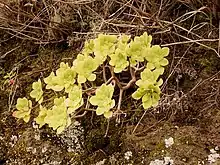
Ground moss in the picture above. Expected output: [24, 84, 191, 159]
[84, 119, 123, 154]
[85, 128, 109, 153]
[199, 51, 220, 75]
[148, 140, 167, 158]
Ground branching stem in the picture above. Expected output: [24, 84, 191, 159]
[109, 65, 137, 120]
[122, 67, 136, 90]
[106, 76, 114, 84]
[74, 111, 87, 118]
[109, 66, 123, 89]
[109, 65, 136, 90]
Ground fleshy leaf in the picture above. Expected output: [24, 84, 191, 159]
[143, 98, 152, 109]
[89, 84, 115, 118]
[132, 88, 146, 100]
[35, 105, 48, 128]
[23, 115, 30, 123]
[13, 97, 32, 123]
[65, 85, 83, 114]
[146, 63, 155, 70]
[30, 79, 43, 104]
[93, 34, 117, 64]
[109, 36, 130, 73]
[132, 68, 163, 109]
[96, 107, 106, 115]
[127, 32, 152, 66]
[104, 111, 113, 118]
[144, 45, 169, 69]
[44, 63, 76, 92]
[44, 97, 71, 134]
[77, 75, 87, 84]
[88, 74, 96, 81]
[73, 54, 98, 83]
[160, 58, 169, 66]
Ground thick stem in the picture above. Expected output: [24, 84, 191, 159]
[134, 66, 145, 73]
[102, 64, 107, 82]
[74, 95, 90, 118]
[105, 76, 114, 85]
[83, 87, 97, 96]
[117, 89, 123, 110]
[109, 66, 123, 89]
[74, 111, 87, 118]
[116, 89, 124, 123]
[122, 67, 136, 90]
[104, 119, 110, 137]
[109, 66, 136, 119]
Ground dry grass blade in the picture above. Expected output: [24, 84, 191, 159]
[161, 38, 219, 47]
[173, 32, 220, 57]
[53, 0, 96, 5]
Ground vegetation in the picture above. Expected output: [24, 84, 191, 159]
[12, 33, 169, 134]
[1, 0, 220, 164]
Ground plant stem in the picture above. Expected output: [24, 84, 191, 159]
[116, 89, 124, 123]
[74, 111, 87, 118]
[105, 76, 114, 84]
[117, 89, 123, 110]
[104, 119, 110, 137]
[122, 67, 136, 90]
[102, 64, 107, 82]
[109, 66, 123, 89]
[109, 65, 136, 122]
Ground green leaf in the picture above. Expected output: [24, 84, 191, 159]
[89, 84, 115, 118]
[146, 63, 155, 70]
[161, 47, 169, 57]
[143, 98, 152, 109]
[73, 54, 98, 83]
[44, 97, 71, 134]
[120, 34, 130, 43]
[57, 125, 65, 134]
[132, 88, 146, 100]
[82, 40, 94, 55]
[144, 45, 169, 69]
[30, 79, 43, 104]
[23, 115, 30, 123]
[77, 75, 87, 84]
[160, 58, 169, 66]
[13, 97, 32, 123]
[110, 100, 115, 108]
[109, 35, 130, 73]
[96, 107, 107, 115]
[152, 93, 160, 107]
[127, 32, 152, 66]
[93, 34, 117, 64]
[44, 63, 76, 92]
[35, 105, 48, 128]
[139, 32, 152, 47]
[156, 78, 163, 86]
[89, 96, 100, 106]
[88, 74, 96, 81]
[155, 67, 165, 75]
[142, 93, 151, 102]
[109, 50, 129, 73]
[132, 67, 163, 110]
[65, 85, 83, 114]
[104, 111, 113, 118]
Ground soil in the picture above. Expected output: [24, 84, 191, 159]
[1, 0, 220, 165]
